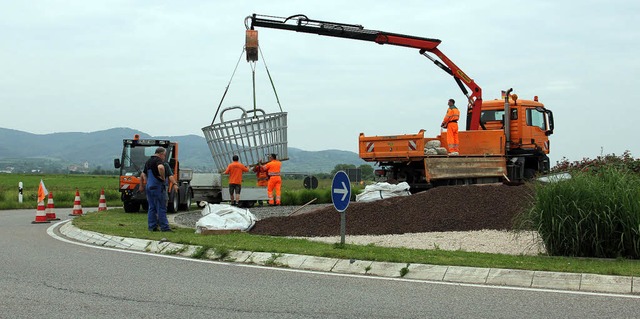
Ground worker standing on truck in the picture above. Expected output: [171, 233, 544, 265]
[224, 155, 249, 206]
[441, 98, 460, 155]
[262, 153, 282, 205]
[140, 147, 172, 232]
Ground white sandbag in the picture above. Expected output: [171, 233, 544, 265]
[425, 140, 441, 148]
[195, 203, 258, 233]
[424, 148, 438, 155]
[436, 147, 448, 155]
[355, 182, 411, 202]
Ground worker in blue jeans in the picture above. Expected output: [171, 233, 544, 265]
[140, 147, 172, 232]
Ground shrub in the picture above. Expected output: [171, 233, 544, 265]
[552, 150, 640, 174]
[527, 165, 640, 259]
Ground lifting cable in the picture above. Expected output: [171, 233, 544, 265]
[212, 44, 284, 124]
[212, 48, 246, 125]
[258, 45, 283, 113]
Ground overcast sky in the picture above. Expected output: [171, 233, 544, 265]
[1, 1, 639, 165]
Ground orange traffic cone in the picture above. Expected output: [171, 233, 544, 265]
[46, 192, 60, 221]
[69, 189, 84, 216]
[98, 188, 107, 211]
[32, 200, 51, 224]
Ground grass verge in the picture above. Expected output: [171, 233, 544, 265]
[72, 208, 640, 277]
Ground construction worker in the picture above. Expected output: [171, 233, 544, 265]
[441, 98, 460, 155]
[262, 153, 282, 205]
[139, 147, 172, 232]
[224, 155, 249, 206]
[252, 159, 269, 206]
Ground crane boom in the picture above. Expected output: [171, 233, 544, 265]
[246, 14, 484, 130]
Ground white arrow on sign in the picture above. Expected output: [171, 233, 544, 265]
[333, 182, 349, 201]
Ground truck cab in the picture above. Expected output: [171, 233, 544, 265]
[114, 135, 193, 213]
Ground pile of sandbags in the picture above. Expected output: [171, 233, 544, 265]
[195, 203, 257, 234]
[424, 140, 448, 155]
[355, 182, 411, 202]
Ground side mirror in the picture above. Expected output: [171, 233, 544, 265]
[114, 158, 121, 169]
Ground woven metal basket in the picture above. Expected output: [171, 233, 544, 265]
[202, 106, 288, 172]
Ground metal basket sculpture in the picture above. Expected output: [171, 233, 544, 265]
[202, 106, 288, 172]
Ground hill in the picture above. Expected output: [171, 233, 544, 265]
[0, 127, 368, 174]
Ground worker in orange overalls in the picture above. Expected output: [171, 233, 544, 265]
[252, 159, 269, 206]
[262, 153, 282, 205]
[441, 98, 460, 155]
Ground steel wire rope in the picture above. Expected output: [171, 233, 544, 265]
[258, 45, 283, 113]
[211, 48, 246, 125]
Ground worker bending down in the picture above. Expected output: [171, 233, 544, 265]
[262, 153, 282, 205]
[252, 159, 269, 206]
[441, 98, 460, 155]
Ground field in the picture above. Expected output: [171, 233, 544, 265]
[0, 174, 121, 209]
[0, 173, 353, 209]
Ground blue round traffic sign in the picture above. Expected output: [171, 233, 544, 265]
[331, 171, 351, 212]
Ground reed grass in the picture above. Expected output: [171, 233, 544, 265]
[526, 166, 640, 258]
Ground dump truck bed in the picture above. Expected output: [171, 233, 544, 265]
[359, 130, 507, 183]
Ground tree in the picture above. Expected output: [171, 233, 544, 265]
[358, 164, 374, 180]
[331, 164, 356, 175]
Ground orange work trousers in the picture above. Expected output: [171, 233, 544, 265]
[446, 122, 459, 153]
[267, 176, 282, 205]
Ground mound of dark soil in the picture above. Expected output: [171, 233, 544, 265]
[249, 184, 534, 237]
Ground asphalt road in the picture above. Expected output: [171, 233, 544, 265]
[2, 208, 639, 318]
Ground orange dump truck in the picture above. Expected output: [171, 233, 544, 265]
[246, 14, 555, 191]
[359, 93, 554, 191]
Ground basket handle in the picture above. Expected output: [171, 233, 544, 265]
[219, 106, 247, 122]
[220, 106, 268, 122]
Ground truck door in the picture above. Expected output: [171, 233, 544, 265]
[523, 107, 550, 154]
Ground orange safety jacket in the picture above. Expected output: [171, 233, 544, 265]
[264, 160, 282, 177]
[253, 165, 269, 187]
[441, 106, 460, 128]
[224, 161, 249, 184]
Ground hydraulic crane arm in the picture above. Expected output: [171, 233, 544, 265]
[246, 14, 484, 130]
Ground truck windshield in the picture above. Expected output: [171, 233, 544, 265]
[121, 145, 157, 176]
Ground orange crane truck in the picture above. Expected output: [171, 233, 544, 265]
[247, 14, 554, 191]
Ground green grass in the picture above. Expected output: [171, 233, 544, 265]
[72, 208, 640, 277]
[0, 173, 121, 209]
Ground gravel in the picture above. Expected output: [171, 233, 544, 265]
[173, 184, 547, 256]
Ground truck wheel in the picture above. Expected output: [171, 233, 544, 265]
[167, 189, 178, 213]
[179, 189, 192, 211]
[239, 200, 256, 208]
[524, 168, 537, 180]
[123, 201, 140, 213]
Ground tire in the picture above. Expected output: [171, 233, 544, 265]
[179, 189, 192, 211]
[167, 189, 178, 213]
[123, 201, 140, 213]
[239, 200, 256, 208]
[524, 168, 537, 180]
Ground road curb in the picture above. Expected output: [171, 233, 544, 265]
[57, 220, 638, 295]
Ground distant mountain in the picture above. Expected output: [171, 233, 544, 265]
[0, 127, 368, 174]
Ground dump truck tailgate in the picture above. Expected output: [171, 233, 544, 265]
[424, 156, 506, 182]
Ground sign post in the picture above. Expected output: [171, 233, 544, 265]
[331, 171, 351, 245]
[18, 182, 23, 203]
